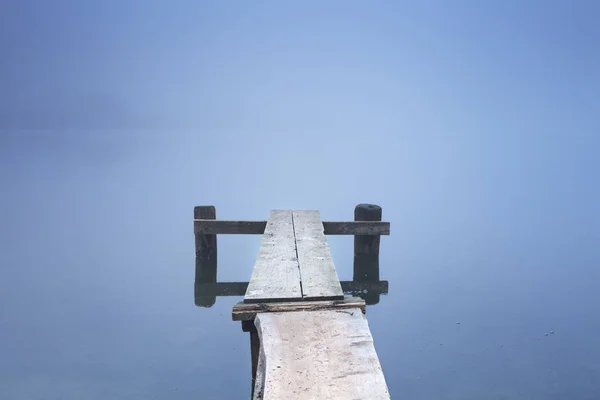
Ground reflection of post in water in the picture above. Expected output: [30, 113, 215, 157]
[194, 206, 217, 307]
[354, 204, 382, 305]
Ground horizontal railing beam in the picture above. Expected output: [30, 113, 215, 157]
[194, 220, 390, 235]
[323, 221, 390, 235]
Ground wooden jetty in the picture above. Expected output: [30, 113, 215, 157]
[194, 205, 391, 399]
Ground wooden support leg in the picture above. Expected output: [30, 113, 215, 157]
[241, 320, 262, 399]
[250, 327, 260, 398]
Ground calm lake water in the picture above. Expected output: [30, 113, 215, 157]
[1, 130, 598, 399]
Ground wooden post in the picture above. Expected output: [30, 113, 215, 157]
[354, 204, 382, 305]
[194, 206, 217, 307]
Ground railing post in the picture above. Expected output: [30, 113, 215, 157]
[194, 206, 217, 307]
[353, 204, 382, 305]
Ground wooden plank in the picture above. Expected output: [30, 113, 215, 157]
[322, 221, 390, 235]
[244, 210, 302, 303]
[254, 309, 390, 400]
[194, 219, 266, 234]
[293, 210, 344, 301]
[232, 297, 366, 321]
[193, 219, 389, 235]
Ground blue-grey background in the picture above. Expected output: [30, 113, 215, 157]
[1, 1, 599, 399]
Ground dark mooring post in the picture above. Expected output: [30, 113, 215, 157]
[194, 206, 218, 307]
[354, 204, 382, 305]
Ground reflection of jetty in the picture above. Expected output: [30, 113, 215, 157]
[194, 280, 388, 306]
[194, 205, 391, 399]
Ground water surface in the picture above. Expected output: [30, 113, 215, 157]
[1, 130, 598, 399]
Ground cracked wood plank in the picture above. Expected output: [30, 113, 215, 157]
[253, 309, 390, 400]
[292, 210, 344, 301]
[244, 210, 302, 303]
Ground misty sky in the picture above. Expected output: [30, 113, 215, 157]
[1, 1, 599, 399]
[1, 1, 598, 133]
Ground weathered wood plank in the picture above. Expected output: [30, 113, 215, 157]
[244, 210, 302, 303]
[193, 219, 389, 235]
[232, 297, 366, 321]
[194, 220, 266, 234]
[254, 309, 390, 400]
[293, 210, 344, 301]
[322, 221, 390, 235]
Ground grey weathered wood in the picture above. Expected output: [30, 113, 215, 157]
[293, 210, 344, 301]
[322, 221, 390, 235]
[194, 206, 217, 256]
[193, 219, 389, 235]
[244, 210, 302, 303]
[194, 219, 266, 234]
[354, 204, 382, 282]
[254, 309, 390, 400]
[232, 297, 366, 321]
[194, 206, 217, 307]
